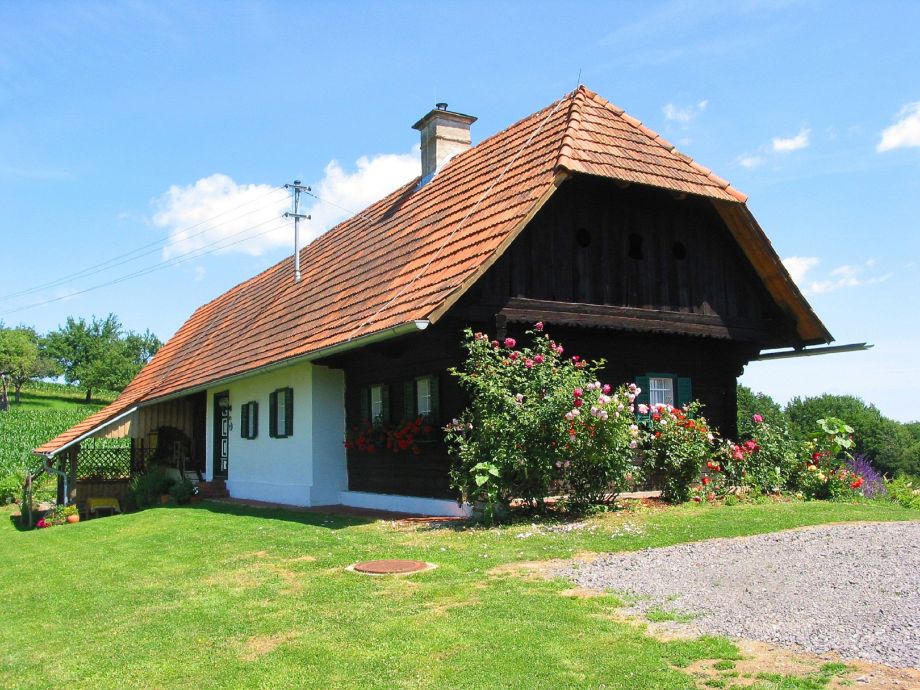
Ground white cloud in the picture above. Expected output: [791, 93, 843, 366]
[877, 101, 920, 152]
[738, 154, 764, 169]
[153, 147, 420, 259]
[783, 256, 891, 295]
[782, 256, 819, 284]
[808, 264, 892, 295]
[663, 99, 708, 124]
[772, 127, 810, 152]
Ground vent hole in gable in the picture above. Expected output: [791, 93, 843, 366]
[575, 227, 592, 248]
[628, 233, 644, 260]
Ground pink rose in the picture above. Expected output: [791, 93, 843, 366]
[533, 354, 544, 364]
[535, 321, 544, 331]
[573, 398, 584, 408]
[573, 388, 583, 398]
[509, 352, 519, 361]
[602, 384, 612, 395]
[753, 414, 764, 424]
[524, 359, 534, 368]
[503, 337, 516, 348]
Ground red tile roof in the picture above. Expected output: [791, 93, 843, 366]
[35, 85, 827, 456]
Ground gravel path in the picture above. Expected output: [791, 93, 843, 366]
[558, 521, 920, 668]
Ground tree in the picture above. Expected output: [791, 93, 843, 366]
[45, 314, 161, 401]
[0, 327, 59, 409]
[785, 394, 919, 476]
[737, 384, 786, 430]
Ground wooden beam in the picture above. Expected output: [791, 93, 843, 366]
[495, 298, 783, 343]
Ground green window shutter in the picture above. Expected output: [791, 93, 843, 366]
[429, 375, 440, 423]
[251, 401, 259, 439]
[360, 386, 370, 424]
[269, 391, 278, 438]
[284, 387, 294, 437]
[380, 384, 390, 424]
[403, 380, 416, 421]
[240, 403, 250, 439]
[677, 377, 692, 408]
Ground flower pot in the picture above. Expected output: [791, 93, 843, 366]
[66, 514, 80, 524]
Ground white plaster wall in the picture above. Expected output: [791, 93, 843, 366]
[309, 365, 347, 505]
[207, 361, 315, 506]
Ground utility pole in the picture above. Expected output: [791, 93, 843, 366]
[283, 180, 311, 283]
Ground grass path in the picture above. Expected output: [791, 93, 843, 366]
[1, 500, 916, 689]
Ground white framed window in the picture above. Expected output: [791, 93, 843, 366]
[416, 376, 432, 418]
[649, 376, 674, 407]
[241, 401, 258, 439]
[371, 384, 384, 421]
[269, 387, 294, 438]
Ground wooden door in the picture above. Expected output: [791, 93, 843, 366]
[213, 392, 230, 478]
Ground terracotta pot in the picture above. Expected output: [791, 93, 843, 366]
[66, 514, 80, 524]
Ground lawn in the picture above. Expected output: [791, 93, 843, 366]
[2, 500, 917, 689]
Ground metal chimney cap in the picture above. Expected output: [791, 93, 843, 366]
[435, 102, 448, 111]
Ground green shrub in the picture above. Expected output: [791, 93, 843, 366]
[446, 326, 638, 518]
[640, 401, 716, 503]
[790, 417, 862, 500]
[886, 475, 920, 510]
[128, 465, 174, 509]
[0, 472, 22, 504]
[717, 416, 803, 494]
[169, 478, 195, 505]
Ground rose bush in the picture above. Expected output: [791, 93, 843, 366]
[639, 402, 716, 503]
[445, 325, 638, 517]
[792, 417, 865, 500]
[717, 414, 803, 494]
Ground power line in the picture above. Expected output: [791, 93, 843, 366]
[0, 217, 289, 318]
[1, 185, 289, 301]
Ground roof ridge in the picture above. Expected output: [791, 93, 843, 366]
[555, 87, 584, 173]
[578, 86, 747, 202]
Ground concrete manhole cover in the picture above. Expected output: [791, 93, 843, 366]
[348, 559, 436, 575]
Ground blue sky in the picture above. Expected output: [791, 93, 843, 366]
[1, 1, 918, 421]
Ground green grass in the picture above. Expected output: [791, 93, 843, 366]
[1, 500, 916, 689]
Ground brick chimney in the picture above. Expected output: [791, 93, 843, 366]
[412, 103, 476, 182]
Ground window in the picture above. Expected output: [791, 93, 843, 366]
[416, 377, 432, 417]
[649, 377, 675, 407]
[240, 401, 259, 439]
[269, 387, 294, 438]
[360, 384, 390, 427]
[401, 375, 440, 422]
[635, 374, 692, 413]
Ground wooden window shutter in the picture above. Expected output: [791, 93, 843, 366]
[240, 403, 250, 439]
[250, 401, 259, 439]
[677, 377, 693, 408]
[284, 388, 294, 436]
[360, 386, 370, 423]
[380, 384, 390, 424]
[269, 391, 278, 438]
[403, 380, 416, 421]
[429, 375, 440, 423]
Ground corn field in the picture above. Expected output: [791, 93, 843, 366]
[0, 406, 100, 482]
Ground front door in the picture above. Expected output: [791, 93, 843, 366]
[213, 392, 230, 478]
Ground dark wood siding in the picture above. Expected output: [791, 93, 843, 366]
[318, 176, 787, 498]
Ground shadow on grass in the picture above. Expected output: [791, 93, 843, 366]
[185, 500, 377, 531]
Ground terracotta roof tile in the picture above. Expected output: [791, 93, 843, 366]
[37, 86, 777, 455]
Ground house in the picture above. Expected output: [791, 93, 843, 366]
[35, 86, 831, 516]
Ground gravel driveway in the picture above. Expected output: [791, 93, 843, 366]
[558, 521, 920, 668]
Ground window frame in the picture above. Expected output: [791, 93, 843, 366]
[648, 376, 675, 408]
[269, 387, 294, 438]
[240, 401, 259, 440]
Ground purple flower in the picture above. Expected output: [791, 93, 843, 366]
[845, 453, 887, 498]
